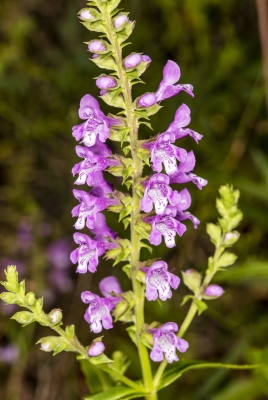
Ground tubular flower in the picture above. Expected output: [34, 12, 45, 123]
[204, 284, 224, 298]
[150, 322, 189, 363]
[167, 104, 203, 144]
[72, 189, 118, 230]
[143, 261, 180, 301]
[72, 94, 119, 147]
[91, 213, 117, 239]
[88, 341, 105, 357]
[138, 60, 194, 107]
[146, 206, 186, 248]
[141, 173, 181, 215]
[70, 233, 105, 274]
[170, 151, 208, 190]
[72, 145, 119, 186]
[81, 291, 114, 333]
[144, 132, 187, 175]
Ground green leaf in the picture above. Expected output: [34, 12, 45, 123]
[134, 225, 151, 240]
[80, 359, 113, 394]
[193, 298, 208, 315]
[181, 295, 194, 306]
[92, 55, 117, 71]
[0, 292, 17, 304]
[11, 311, 36, 326]
[206, 223, 222, 245]
[140, 242, 153, 253]
[90, 353, 114, 365]
[181, 269, 202, 295]
[126, 325, 137, 347]
[100, 91, 125, 109]
[65, 325, 75, 339]
[212, 379, 261, 400]
[84, 385, 145, 400]
[158, 359, 263, 390]
[122, 217, 131, 230]
[216, 252, 237, 268]
[113, 249, 131, 266]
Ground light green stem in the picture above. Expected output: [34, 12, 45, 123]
[98, 2, 154, 395]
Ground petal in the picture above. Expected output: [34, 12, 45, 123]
[161, 60, 181, 85]
[178, 188, 191, 211]
[173, 146, 187, 162]
[80, 94, 100, 110]
[169, 190, 181, 206]
[87, 252, 99, 273]
[177, 151, 196, 173]
[150, 345, 164, 362]
[163, 157, 177, 175]
[70, 248, 79, 264]
[161, 322, 178, 332]
[174, 104, 191, 128]
[81, 291, 97, 304]
[102, 310, 113, 330]
[156, 84, 181, 102]
[176, 337, 189, 353]
[149, 261, 168, 272]
[169, 273, 180, 290]
[99, 276, 122, 298]
[175, 221, 187, 237]
[149, 229, 162, 246]
[141, 195, 153, 213]
[146, 283, 158, 301]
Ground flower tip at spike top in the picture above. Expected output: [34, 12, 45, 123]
[88, 341, 105, 357]
[150, 322, 189, 363]
[204, 284, 224, 298]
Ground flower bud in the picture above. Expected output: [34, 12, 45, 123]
[100, 89, 107, 96]
[124, 53, 142, 69]
[79, 9, 94, 20]
[88, 40, 106, 53]
[92, 54, 99, 59]
[96, 76, 117, 90]
[88, 341, 105, 357]
[113, 14, 129, 29]
[141, 55, 151, 63]
[138, 93, 157, 108]
[25, 292, 36, 306]
[39, 337, 60, 352]
[204, 284, 224, 298]
[224, 232, 240, 245]
[48, 309, 63, 324]
[182, 269, 202, 294]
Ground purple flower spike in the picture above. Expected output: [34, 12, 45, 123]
[72, 189, 118, 230]
[114, 14, 129, 29]
[96, 76, 117, 90]
[144, 132, 187, 175]
[99, 276, 122, 304]
[146, 206, 186, 248]
[70, 233, 105, 274]
[88, 341, 105, 357]
[73, 94, 119, 147]
[124, 53, 142, 69]
[138, 93, 157, 108]
[156, 60, 194, 102]
[143, 261, 180, 301]
[205, 284, 224, 298]
[167, 104, 203, 143]
[150, 322, 189, 363]
[72, 145, 118, 186]
[175, 188, 200, 229]
[141, 173, 181, 215]
[170, 151, 208, 190]
[88, 40, 106, 53]
[81, 291, 114, 333]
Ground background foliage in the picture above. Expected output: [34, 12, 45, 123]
[0, 0, 268, 399]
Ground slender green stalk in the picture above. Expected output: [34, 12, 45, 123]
[98, 2, 154, 395]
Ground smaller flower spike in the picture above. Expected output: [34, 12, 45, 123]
[144, 132, 187, 175]
[167, 104, 203, 144]
[175, 188, 200, 229]
[72, 94, 119, 147]
[146, 206, 186, 248]
[88, 341, 105, 357]
[150, 322, 189, 363]
[170, 151, 208, 190]
[143, 261, 180, 301]
[72, 189, 118, 230]
[141, 173, 181, 215]
[72, 145, 119, 186]
[70, 233, 105, 273]
[81, 291, 114, 333]
[204, 284, 224, 298]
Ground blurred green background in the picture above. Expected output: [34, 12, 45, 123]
[1, 0, 268, 399]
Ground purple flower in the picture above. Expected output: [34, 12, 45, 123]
[89, 172, 114, 197]
[72, 145, 118, 186]
[175, 188, 200, 229]
[146, 206, 186, 248]
[138, 60, 194, 107]
[114, 14, 129, 29]
[88, 341, 105, 357]
[99, 276, 122, 299]
[150, 322, 189, 363]
[81, 291, 114, 333]
[47, 239, 71, 270]
[167, 104, 203, 144]
[90, 213, 117, 239]
[72, 94, 118, 147]
[143, 261, 180, 301]
[70, 233, 105, 273]
[123, 53, 142, 69]
[72, 189, 118, 230]
[88, 40, 106, 53]
[204, 284, 224, 298]
[96, 76, 117, 90]
[138, 93, 157, 108]
[141, 173, 181, 215]
[169, 151, 208, 190]
[144, 132, 187, 175]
